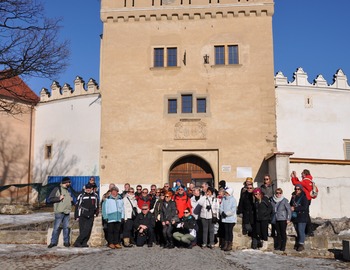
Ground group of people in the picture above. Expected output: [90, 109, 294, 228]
[238, 170, 316, 252]
[47, 170, 317, 253]
[100, 179, 237, 251]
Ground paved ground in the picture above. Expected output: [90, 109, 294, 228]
[1, 244, 349, 270]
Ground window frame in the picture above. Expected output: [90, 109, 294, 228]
[214, 44, 240, 66]
[153, 46, 179, 68]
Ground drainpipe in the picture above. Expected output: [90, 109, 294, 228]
[27, 105, 34, 204]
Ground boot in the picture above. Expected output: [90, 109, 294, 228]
[123, 238, 133, 248]
[168, 240, 175, 249]
[224, 241, 232, 251]
[164, 241, 170, 249]
[297, 244, 304, 252]
[221, 241, 228, 251]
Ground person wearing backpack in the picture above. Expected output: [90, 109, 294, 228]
[73, 183, 99, 247]
[47, 177, 73, 248]
[291, 169, 317, 236]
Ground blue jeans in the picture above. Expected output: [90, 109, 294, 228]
[294, 222, 306, 245]
[50, 213, 70, 245]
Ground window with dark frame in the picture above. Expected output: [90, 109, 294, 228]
[215, 44, 239, 65]
[182, 94, 193, 113]
[168, 99, 177, 114]
[197, 98, 207, 113]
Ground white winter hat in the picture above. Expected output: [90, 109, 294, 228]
[225, 187, 233, 195]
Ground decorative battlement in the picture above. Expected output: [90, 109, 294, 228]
[101, 0, 274, 22]
[39, 77, 99, 102]
[275, 68, 350, 90]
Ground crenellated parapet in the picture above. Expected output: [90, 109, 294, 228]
[39, 76, 100, 102]
[275, 68, 350, 90]
[101, 0, 274, 23]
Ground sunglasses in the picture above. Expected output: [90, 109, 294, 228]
[156, 191, 161, 194]
[247, 187, 253, 190]
[129, 191, 134, 193]
[275, 192, 282, 194]
[137, 189, 142, 190]
[178, 189, 184, 191]
[184, 211, 190, 214]
[295, 188, 301, 191]
[151, 189, 156, 191]
[264, 178, 270, 180]
[142, 191, 148, 194]
[165, 196, 170, 198]
[142, 209, 148, 211]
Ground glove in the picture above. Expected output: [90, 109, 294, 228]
[221, 212, 227, 218]
[206, 205, 211, 211]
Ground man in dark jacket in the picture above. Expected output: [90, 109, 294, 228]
[73, 183, 99, 247]
[134, 204, 155, 247]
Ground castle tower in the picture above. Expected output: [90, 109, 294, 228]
[99, 0, 276, 189]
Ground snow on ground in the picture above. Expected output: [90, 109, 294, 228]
[225, 249, 347, 270]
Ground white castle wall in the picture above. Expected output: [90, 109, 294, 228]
[274, 68, 350, 219]
[33, 77, 101, 183]
[275, 68, 350, 160]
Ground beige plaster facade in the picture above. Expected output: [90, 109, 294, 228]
[99, 0, 276, 187]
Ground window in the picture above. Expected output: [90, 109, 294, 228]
[167, 48, 177, 67]
[153, 47, 178, 67]
[345, 140, 350, 160]
[215, 46, 225, 65]
[197, 98, 206, 113]
[182, 94, 193, 113]
[154, 48, 164, 67]
[168, 99, 177, 114]
[45, 145, 52, 159]
[228, 45, 239, 64]
[215, 44, 239, 65]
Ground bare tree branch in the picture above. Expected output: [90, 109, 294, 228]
[0, 0, 70, 114]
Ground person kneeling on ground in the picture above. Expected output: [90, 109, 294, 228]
[134, 204, 155, 247]
[173, 208, 197, 248]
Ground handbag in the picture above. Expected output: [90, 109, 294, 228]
[127, 197, 137, 220]
[207, 197, 218, 224]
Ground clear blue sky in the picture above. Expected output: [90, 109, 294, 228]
[26, 0, 350, 94]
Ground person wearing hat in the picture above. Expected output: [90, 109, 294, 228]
[172, 179, 187, 193]
[47, 177, 73, 248]
[73, 182, 99, 247]
[102, 186, 125, 249]
[251, 188, 272, 250]
[219, 187, 237, 251]
[240, 177, 254, 196]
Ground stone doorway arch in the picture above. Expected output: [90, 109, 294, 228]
[168, 155, 214, 188]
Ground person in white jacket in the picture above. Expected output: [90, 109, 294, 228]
[198, 187, 219, 248]
[219, 188, 237, 251]
[123, 187, 139, 247]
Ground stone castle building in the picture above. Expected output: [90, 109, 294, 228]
[99, 0, 276, 189]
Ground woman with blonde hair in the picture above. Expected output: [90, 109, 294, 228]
[271, 188, 291, 252]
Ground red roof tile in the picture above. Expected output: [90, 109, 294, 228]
[0, 76, 39, 104]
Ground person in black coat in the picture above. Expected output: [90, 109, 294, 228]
[237, 182, 254, 235]
[73, 183, 99, 247]
[290, 184, 309, 251]
[251, 188, 272, 249]
[133, 204, 155, 247]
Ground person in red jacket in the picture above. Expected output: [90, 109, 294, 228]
[174, 185, 192, 219]
[290, 169, 314, 236]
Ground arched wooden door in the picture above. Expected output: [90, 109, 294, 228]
[169, 155, 214, 188]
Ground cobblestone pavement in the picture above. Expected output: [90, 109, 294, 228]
[1, 244, 350, 270]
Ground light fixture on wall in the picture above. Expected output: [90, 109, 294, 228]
[203, 54, 209, 64]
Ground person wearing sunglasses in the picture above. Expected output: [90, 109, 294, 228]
[237, 183, 255, 236]
[173, 208, 197, 248]
[122, 187, 138, 247]
[160, 191, 177, 248]
[290, 184, 309, 252]
[270, 188, 291, 252]
[251, 188, 272, 250]
[133, 204, 155, 247]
